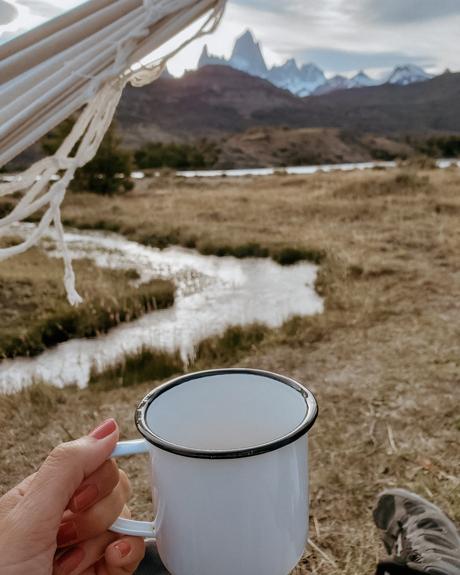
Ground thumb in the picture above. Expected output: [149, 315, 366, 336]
[16, 419, 119, 529]
[105, 537, 146, 574]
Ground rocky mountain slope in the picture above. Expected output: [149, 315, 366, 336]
[8, 64, 458, 171]
[115, 66, 460, 145]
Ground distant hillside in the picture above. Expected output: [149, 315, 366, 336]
[115, 67, 460, 146]
[215, 127, 414, 169]
[272, 71, 460, 134]
[6, 66, 460, 172]
[116, 66, 302, 145]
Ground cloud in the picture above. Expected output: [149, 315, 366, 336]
[16, 0, 61, 18]
[355, 0, 460, 24]
[294, 48, 434, 74]
[0, 0, 18, 24]
[232, 0, 295, 13]
[233, 0, 460, 25]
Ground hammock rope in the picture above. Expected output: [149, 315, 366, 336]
[0, 0, 226, 304]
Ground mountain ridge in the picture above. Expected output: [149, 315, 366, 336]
[116, 66, 460, 145]
[198, 29, 435, 96]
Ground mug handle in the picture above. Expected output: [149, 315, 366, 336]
[108, 439, 156, 539]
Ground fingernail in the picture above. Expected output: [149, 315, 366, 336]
[89, 418, 116, 440]
[56, 546, 84, 573]
[114, 540, 131, 558]
[70, 483, 99, 512]
[57, 521, 78, 547]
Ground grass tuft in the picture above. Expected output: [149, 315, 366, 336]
[89, 347, 183, 390]
[0, 249, 175, 359]
[274, 247, 324, 265]
[193, 324, 268, 368]
[88, 323, 270, 390]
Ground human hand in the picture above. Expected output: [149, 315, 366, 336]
[0, 419, 145, 575]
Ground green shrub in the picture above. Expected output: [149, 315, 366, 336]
[413, 135, 460, 158]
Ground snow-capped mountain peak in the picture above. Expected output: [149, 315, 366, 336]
[350, 70, 377, 87]
[197, 30, 435, 96]
[387, 64, 433, 86]
[282, 58, 300, 72]
[268, 59, 326, 96]
[300, 62, 325, 78]
[313, 75, 351, 95]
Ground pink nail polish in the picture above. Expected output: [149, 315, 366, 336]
[114, 540, 131, 558]
[56, 546, 84, 573]
[70, 484, 99, 512]
[89, 418, 116, 440]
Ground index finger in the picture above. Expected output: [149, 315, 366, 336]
[17, 419, 119, 530]
[67, 459, 120, 514]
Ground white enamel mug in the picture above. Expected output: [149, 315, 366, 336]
[110, 368, 318, 575]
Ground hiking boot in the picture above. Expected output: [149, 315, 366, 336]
[373, 488, 460, 575]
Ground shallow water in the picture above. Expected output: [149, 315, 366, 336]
[176, 159, 460, 179]
[1, 159, 458, 184]
[177, 161, 396, 178]
[0, 227, 323, 393]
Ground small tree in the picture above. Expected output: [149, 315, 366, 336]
[42, 119, 133, 195]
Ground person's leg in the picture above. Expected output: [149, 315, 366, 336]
[373, 489, 460, 575]
[135, 540, 170, 575]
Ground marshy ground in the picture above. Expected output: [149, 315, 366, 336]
[0, 245, 174, 359]
[1, 166, 459, 574]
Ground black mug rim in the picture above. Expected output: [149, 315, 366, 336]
[135, 368, 318, 460]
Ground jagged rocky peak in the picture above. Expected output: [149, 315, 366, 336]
[229, 29, 268, 77]
[196, 30, 436, 96]
[387, 64, 433, 85]
[300, 62, 326, 80]
[198, 44, 226, 68]
[281, 58, 300, 72]
[199, 45, 210, 64]
[269, 58, 326, 96]
[313, 75, 351, 95]
[351, 70, 376, 87]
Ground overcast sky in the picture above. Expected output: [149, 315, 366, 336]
[1, 0, 459, 78]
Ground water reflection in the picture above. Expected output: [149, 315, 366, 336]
[0, 228, 323, 393]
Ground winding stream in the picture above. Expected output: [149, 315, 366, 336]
[0, 227, 323, 393]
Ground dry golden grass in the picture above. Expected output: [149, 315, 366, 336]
[1, 167, 459, 574]
[0, 246, 174, 358]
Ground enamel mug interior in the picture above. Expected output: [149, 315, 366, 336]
[136, 368, 317, 458]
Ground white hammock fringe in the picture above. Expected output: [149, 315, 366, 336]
[0, 0, 226, 305]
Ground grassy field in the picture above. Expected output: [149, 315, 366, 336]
[1, 167, 459, 574]
[0, 245, 174, 358]
[59, 173, 325, 264]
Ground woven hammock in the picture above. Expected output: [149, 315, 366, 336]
[0, 0, 226, 304]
